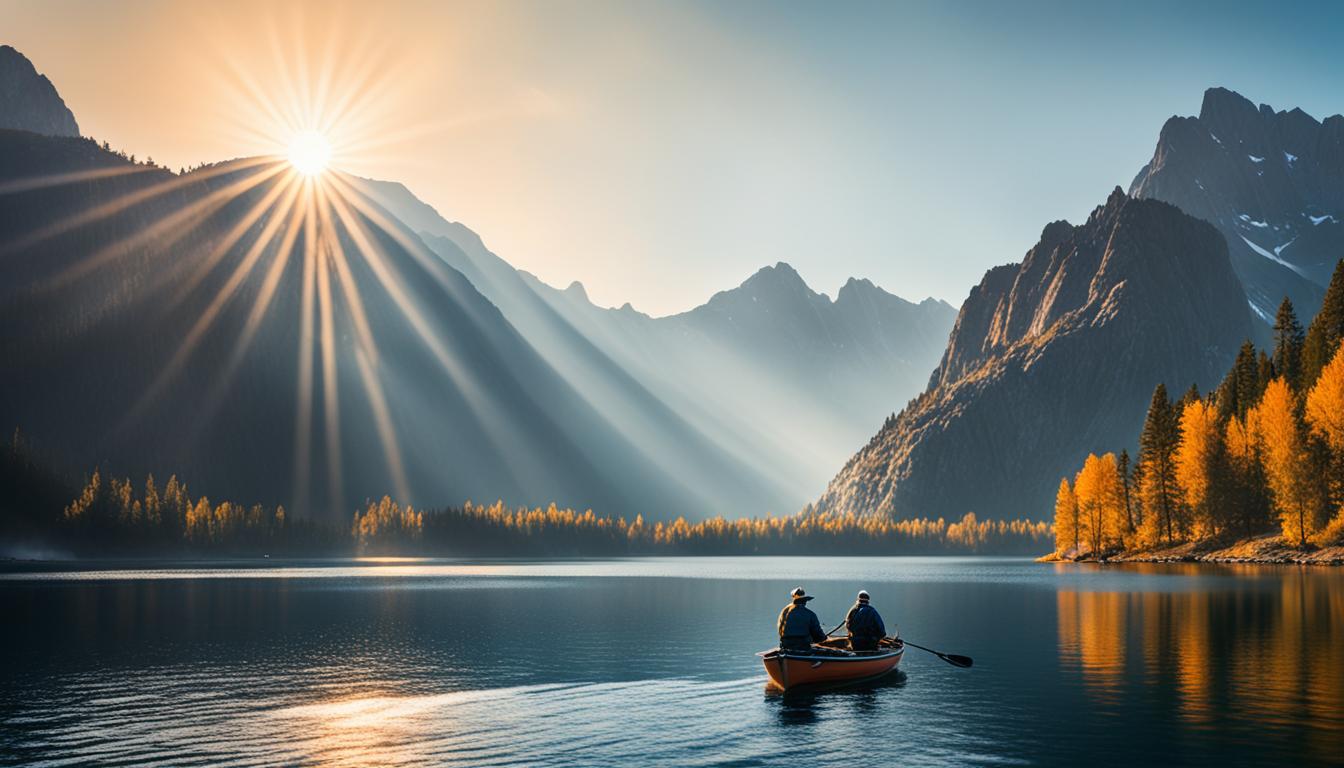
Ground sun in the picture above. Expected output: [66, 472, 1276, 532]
[287, 130, 332, 176]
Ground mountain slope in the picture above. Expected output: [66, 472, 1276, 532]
[340, 180, 801, 516]
[0, 46, 79, 137]
[0, 130, 790, 520]
[358, 177, 958, 508]
[1131, 87, 1341, 328]
[814, 189, 1251, 520]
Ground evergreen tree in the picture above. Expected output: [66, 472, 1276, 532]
[1257, 351, 1277, 394]
[1272, 297, 1305, 392]
[1224, 414, 1272, 536]
[1179, 383, 1201, 410]
[1303, 259, 1344, 387]
[1138, 384, 1180, 544]
[1217, 340, 1261, 420]
[1118, 449, 1135, 536]
[1129, 458, 1146, 532]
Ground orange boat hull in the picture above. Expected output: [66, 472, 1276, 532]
[760, 641, 903, 690]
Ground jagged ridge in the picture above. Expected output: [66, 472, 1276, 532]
[814, 190, 1250, 521]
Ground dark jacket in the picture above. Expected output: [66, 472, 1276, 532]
[845, 602, 886, 641]
[777, 600, 826, 649]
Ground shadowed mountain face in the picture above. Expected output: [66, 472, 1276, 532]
[358, 178, 958, 508]
[1131, 87, 1343, 331]
[814, 190, 1251, 520]
[0, 131, 799, 520]
[0, 46, 79, 138]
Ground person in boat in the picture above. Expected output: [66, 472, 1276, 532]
[845, 590, 887, 652]
[777, 587, 827, 651]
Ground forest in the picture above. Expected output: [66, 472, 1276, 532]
[1051, 260, 1344, 557]
[0, 432, 1050, 557]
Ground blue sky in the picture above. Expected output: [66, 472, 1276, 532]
[670, 0, 1344, 309]
[5, 0, 1342, 313]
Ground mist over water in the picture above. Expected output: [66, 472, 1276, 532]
[1, 558, 1340, 767]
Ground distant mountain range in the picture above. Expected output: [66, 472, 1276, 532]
[0, 45, 954, 520]
[1131, 87, 1343, 333]
[359, 178, 957, 508]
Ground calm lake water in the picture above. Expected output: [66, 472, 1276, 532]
[1, 557, 1341, 767]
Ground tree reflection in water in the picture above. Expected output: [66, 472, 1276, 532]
[1056, 563, 1344, 760]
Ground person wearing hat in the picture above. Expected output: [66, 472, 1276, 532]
[777, 587, 827, 651]
[845, 590, 887, 651]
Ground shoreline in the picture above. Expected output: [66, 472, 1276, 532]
[1038, 533, 1344, 566]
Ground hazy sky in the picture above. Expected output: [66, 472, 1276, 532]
[5, 0, 1342, 315]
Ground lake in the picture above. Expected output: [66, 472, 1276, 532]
[1, 557, 1340, 767]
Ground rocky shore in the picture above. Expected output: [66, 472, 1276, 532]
[1038, 533, 1344, 566]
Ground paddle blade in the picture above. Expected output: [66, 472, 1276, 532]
[943, 654, 974, 668]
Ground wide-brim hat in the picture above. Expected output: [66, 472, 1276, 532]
[791, 587, 813, 602]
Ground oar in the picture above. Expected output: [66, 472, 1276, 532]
[890, 638, 973, 668]
[825, 620, 847, 637]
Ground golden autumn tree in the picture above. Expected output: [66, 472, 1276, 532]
[1252, 378, 1324, 546]
[1305, 343, 1344, 536]
[1174, 399, 1225, 538]
[1054, 477, 1079, 556]
[1074, 453, 1125, 555]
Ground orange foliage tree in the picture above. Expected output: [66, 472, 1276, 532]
[1074, 453, 1125, 555]
[1305, 343, 1344, 542]
[1054, 478, 1079, 556]
[1252, 378, 1325, 546]
[1174, 399, 1225, 538]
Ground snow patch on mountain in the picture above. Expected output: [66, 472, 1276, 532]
[1248, 299, 1273, 324]
[1240, 234, 1307, 276]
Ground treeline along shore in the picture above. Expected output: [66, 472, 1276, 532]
[1, 431, 1050, 558]
[1046, 260, 1344, 565]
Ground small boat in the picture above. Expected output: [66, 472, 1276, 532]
[759, 637, 904, 690]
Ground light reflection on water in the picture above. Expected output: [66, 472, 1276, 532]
[1, 557, 1341, 767]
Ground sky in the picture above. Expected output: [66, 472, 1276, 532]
[4, 0, 1343, 315]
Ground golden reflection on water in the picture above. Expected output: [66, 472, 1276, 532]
[1057, 564, 1344, 753]
[272, 689, 479, 767]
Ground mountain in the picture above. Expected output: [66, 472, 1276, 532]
[1131, 87, 1342, 329]
[813, 189, 1251, 520]
[0, 46, 78, 137]
[358, 178, 958, 508]
[0, 128, 815, 520]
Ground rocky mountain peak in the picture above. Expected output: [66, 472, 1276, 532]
[1132, 87, 1342, 331]
[817, 188, 1249, 522]
[1037, 219, 1074, 253]
[0, 45, 79, 137]
[1198, 86, 1261, 139]
[742, 261, 807, 290]
[836, 276, 885, 304]
[564, 280, 589, 301]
